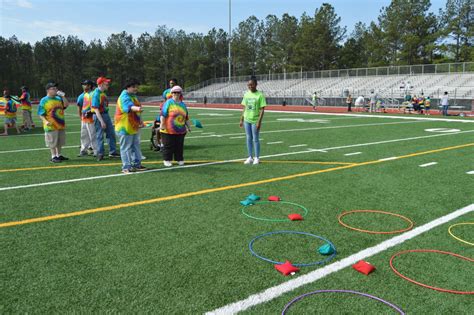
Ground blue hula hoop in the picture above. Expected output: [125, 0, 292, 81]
[249, 230, 337, 267]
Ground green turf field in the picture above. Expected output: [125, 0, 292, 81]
[1, 105, 473, 313]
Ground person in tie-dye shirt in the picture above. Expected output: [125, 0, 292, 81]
[162, 78, 178, 101]
[159, 85, 191, 167]
[77, 80, 98, 157]
[38, 82, 69, 163]
[92, 76, 118, 161]
[1, 95, 21, 136]
[115, 78, 147, 173]
[19, 86, 35, 130]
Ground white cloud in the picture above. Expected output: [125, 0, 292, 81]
[17, 0, 33, 9]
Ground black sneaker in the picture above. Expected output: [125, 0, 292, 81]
[58, 155, 69, 161]
[109, 152, 121, 158]
[134, 165, 148, 172]
[77, 151, 88, 157]
[50, 157, 61, 163]
[97, 154, 104, 161]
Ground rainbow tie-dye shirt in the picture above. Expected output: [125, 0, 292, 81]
[115, 90, 142, 135]
[91, 89, 109, 113]
[4, 100, 17, 119]
[77, 91, 94, 123]
[38, 96, 65, 131]
[160, 99, 188, 135]
[20, 92, 32, 111]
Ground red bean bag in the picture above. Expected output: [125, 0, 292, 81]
[268, 196, 281, 202]
[288, 213, 303, 221]
[352, 260, 376, 275]
[274, 261, 300, 276]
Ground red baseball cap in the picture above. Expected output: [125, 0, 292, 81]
[97, 77, 111, 85]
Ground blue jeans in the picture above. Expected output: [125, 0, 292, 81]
[118, 133, 142, 170]
[94, 112, 117, 155]
[442, 105, 449, 116]
[244, 121, 260, 158]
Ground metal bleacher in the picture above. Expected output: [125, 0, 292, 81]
[185, 62, 474, 107]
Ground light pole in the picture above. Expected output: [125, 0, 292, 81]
[228, 0, 232, 83]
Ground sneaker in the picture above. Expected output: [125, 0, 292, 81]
[58, 155, 69, 161]
[121, 168, 134, 174]
[178, 161, 185, 166]
[141, 155, 147, 160]
[50, 157, 61, 163]
[134, 165, 148, 172]
[77, 151, 88, 157]
[97, 154, 104, 161]
[109, 152, 121, 158]
[163, 160, 172, 167]
[253, 158, 260, 165]
[244, 157, 253, 165]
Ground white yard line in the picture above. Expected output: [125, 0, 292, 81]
[267, 141, 283, 145]
[379, 157, 399, 161]
[0, 120, 427, 154]
[207, 204, 474, 315]
[289, 144, 308, 148]
[467, 171, 474, 175]
[419, 162, 438, 168]
[344, 152, 362, 156]
[2, 130, 472, 192]
[229, 136, 246, 139]
[188, 106, 474, 123]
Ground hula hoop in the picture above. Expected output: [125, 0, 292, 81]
[241, 201, 309, 222]
[338, 210, 414, 234]
[282, 290, 405, 315]
[389, 249, 474, 295]
[448, 223, 474, 246]
[249, 231, 336, 267]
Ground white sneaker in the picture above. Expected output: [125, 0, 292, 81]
[253, 158, 260, 165]
[244, 157, 253, 165]
[141, 155, 146, 160]
[163, 160, 172, 167]
[178, 161, 185, 166]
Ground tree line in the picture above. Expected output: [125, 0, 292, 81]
[0, 0, 472, 97]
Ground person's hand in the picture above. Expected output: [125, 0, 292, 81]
[239, 121, 243, 128]
[257, 123, 261, 130]
[187, 127, 191, 133]
[45, 121, 52, 127]
[100, 121, 106, 129]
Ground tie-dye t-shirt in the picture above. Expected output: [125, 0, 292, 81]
[115, 90, 142, 135]
[38, 96, 65, 131]
[20, 92, 32, 111]
[4, 100, 17, 119]
[77, 91, 93, 123]
[162, 88, 172, 101]
[91, 89, 109, 113]
[160, 99, 188, 135]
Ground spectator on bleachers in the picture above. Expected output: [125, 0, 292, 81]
[418, 94, 425, 114]
[412, 95, 419, 113]
[424, 96, 431, 115]
[369, 91, 377, 113]
[346, 94, 353, 112]
[312, 91, 318, 111]
[354, 95, 365, 111]
[440, 92, 449, 116]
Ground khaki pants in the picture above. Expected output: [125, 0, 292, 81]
[22, 110, 33, 129]
[80, 122, 97, 154]
[45, 130, 66, 149]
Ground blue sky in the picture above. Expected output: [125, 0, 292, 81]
[0, 0, 446, 44]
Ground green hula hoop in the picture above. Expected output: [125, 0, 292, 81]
[241, 201, 309, 222]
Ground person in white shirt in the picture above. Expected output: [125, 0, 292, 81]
[355, 95, 366, 112]
[440, 92, 449, 116]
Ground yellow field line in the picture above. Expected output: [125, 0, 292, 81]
[1, 142, 472, 228]
[0, 160, 352, 173]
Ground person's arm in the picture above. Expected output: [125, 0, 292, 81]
[159, 101, 168, 131]
[92, 91, 106, 129]
[256, 94, 267, 130]
[240, 96, 246, 128]
[76, 94, 83, 117]
[37, 101, 51, 126]
[257, 108, 265, 130]
[185, 107, 191, 132]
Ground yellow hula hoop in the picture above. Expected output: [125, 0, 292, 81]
[448, 223, 474, 246]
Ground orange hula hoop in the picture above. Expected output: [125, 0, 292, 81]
[338, 210, 414, 234]
[390, 249, 474, 295]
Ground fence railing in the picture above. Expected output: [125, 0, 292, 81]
[185, 62, 474, 93]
